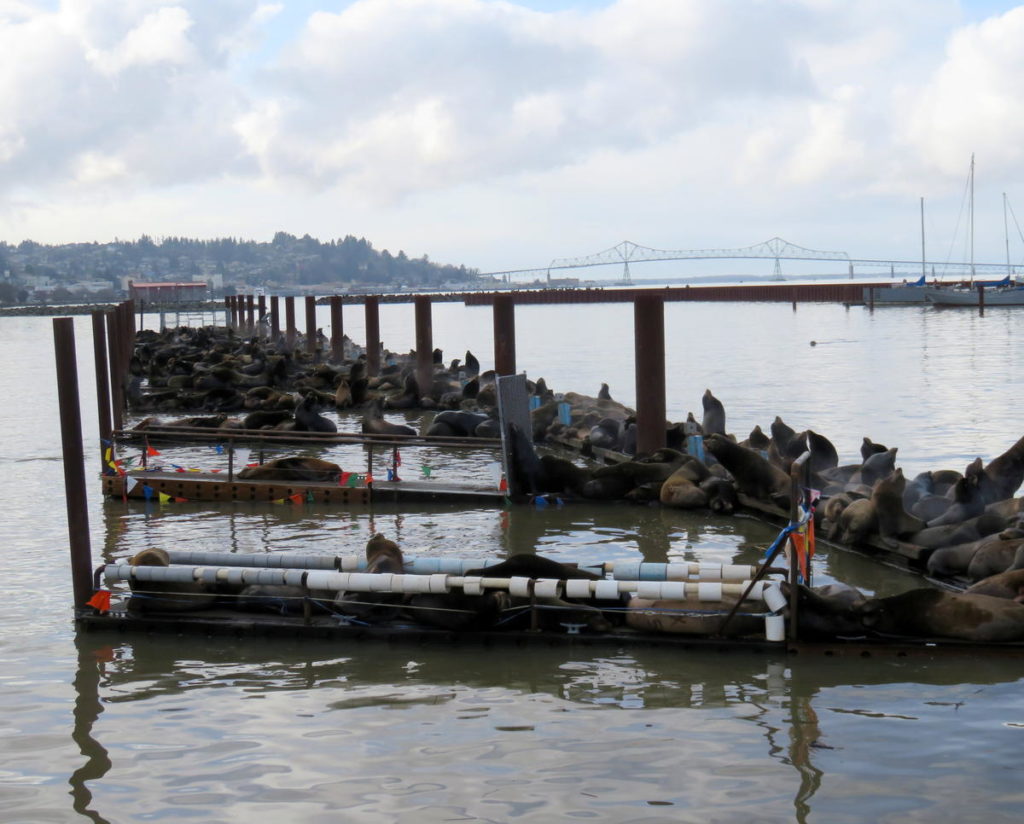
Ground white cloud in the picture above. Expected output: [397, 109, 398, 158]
[2, 0, 1024, 269]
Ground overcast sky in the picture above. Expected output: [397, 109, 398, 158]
[2, 0, 1023, 275]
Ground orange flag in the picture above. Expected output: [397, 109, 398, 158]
[86, 590, 111, 613]
[147, 444, 161, 457]
[288, 493, 303, 504]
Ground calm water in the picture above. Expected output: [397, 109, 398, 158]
[2, 300, 1024, 823]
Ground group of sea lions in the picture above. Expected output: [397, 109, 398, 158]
[130, 325, 510, 437]
[123, 532, 1024, 643]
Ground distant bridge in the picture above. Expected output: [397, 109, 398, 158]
[482, 237, 1024, 282]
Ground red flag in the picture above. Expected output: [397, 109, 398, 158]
[147, 444, 161, 457]
[339, 471, 352, 486]
[86, 590, 111, 613]
[288, 493, 303, 504]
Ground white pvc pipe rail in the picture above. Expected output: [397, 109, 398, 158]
[104, 563, 778, 603]
[159, 551, 759, 582]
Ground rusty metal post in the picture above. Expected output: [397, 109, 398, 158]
[365, 296, 381, 377]
[125, 299, 136, 340]
[258, 294, 267, 322]
[493, 294, 516, 376]
[634, 293, 666, 455]
[270, 295, 280, 340]
[106, 309, 124, 431]
[414, 295, 433, 400]
[305, 295, 318, 357]
[53, 318, 94, 609]
[330, 296, 344, 363]
[246, 295, 255, 335]
[285, 296, 296, 350]
[91, 312, 113, 474]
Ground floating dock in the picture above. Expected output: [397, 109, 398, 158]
[103, 471, 504, 506]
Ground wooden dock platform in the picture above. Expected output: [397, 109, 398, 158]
[103, 471, 505, 506]
[75, 608, 1024, 659]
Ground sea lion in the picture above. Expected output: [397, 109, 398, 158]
[927, 474, 985, 527]
[242, 409, 294, 430]
[701, 389, 726, 436]
[508, 422, 545, 496]
[781, 582, 866, 640]
[910, 512, 1007, 551]
[464, 554, 617, 633]
[426, 410, 491, 438]
[965, 547, 1024, 600]
[293, 392, 338, 433]
[872, 469, 926, 545]
[770, 416, 796, 451]
[362, 399, 416, 437]
[700, 477, 739, 514]
[860, 437, 888, 462]
[597, 383, 612, 400]
[984, 433, 1024, 503]
[335, 534, 406, 621]
[926, 539, 985, 578]
[464, 350, 480, 377]
[704, 433, 790, 508]
[852, 447, 898, 487]
[237, 456, 342, 482]
[539, 454, 591, 496]
[858, 588, 1024, 642]
[966, 537, 1024, 581]
[383, 373, 420, 409]
[836, 498, 877, 545]
[126, 547, 217, 613]
[743, 425, 770, 452]
[659, 468, 708, 509]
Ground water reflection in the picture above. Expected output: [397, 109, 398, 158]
[69, 633, 1024, 823]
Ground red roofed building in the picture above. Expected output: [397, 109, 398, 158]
[127, 280, 209, 302]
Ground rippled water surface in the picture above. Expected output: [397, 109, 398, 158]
[2, 302, 1024, 823]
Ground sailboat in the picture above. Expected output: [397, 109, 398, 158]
[867, 197, 931, 304]
[923, 157, 1024, 306]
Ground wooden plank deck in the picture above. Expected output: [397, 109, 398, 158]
[102, 471, 505, 506]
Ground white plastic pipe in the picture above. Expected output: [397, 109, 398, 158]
[104, 564, 774, 603]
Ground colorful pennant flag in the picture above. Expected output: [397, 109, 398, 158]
[289, 493, 303, 504]
[421, 465, 433, 479]
[346, 473, 362, 488]
[147, 444, 161, 457]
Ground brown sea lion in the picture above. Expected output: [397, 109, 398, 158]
[836, 497, 877, 545]
[858, 589, 1024, 642]
[362, 399, 416, 436]
[126, 548, 217, 613]
[701, 389, 726, 436]
[237, 456, 342, 482]
[966, 547, 1024, 600]
[335, 533, 407, 621]
[966, 537, 1024, 581]
[705, 433, 790, 508]
[984, 433, 1024, 503]
[872, 469, 926, 545]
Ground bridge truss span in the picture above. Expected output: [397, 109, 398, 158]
[548, 237, 851, 282]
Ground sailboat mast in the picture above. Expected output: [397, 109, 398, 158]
[920, 196, 926, 282]
[1005, 192, 1011, 277]
[970, 153, 975, 281]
